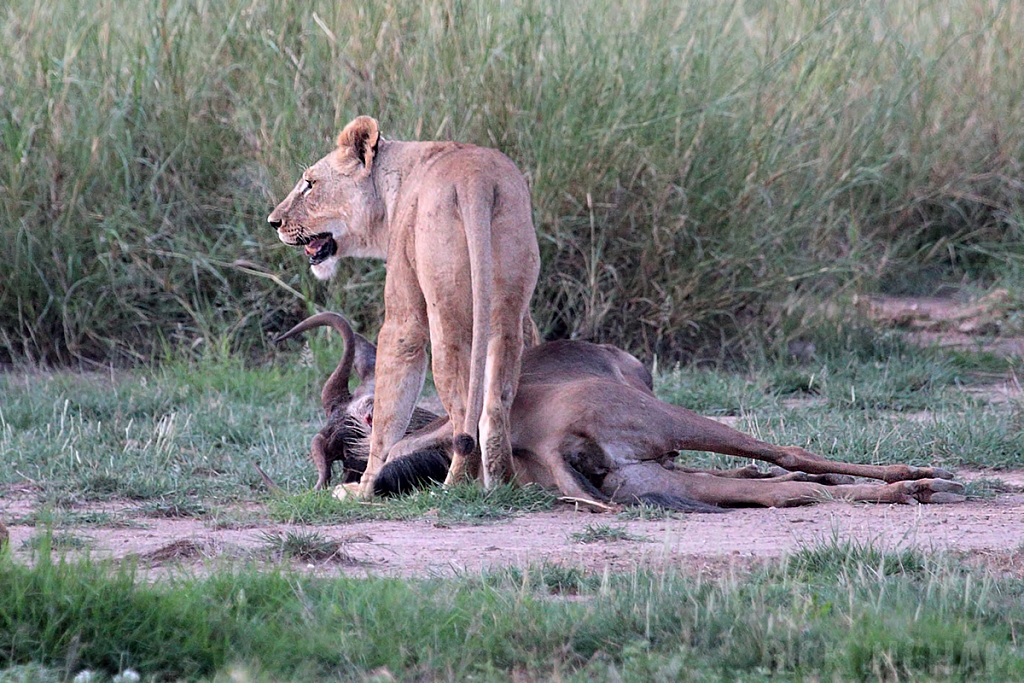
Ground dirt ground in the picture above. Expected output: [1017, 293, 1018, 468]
[2, 468, 1022, 578]
[860, 289, 1024, 355]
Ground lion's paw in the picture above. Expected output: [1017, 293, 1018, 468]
[332, 483, 363, 502]
[333, 482, 375, 501]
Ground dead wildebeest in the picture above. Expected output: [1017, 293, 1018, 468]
[273, 312, 965, 511]
[266, 312, 450, 495]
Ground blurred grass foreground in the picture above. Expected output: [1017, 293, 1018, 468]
[2, 0, 1023, 364]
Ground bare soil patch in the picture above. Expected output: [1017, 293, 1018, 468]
[862, 288, 1024, 354]
[3, 471, 1021, 578]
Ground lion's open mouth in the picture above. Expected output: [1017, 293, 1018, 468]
[304, 235, 337, 266]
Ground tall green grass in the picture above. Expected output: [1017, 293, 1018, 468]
[2, 0, 1024, 363]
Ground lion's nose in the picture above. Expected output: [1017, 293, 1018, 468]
[268, 216, 282, 229]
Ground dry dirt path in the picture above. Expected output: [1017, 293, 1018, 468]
[3, 471, 1022, 578]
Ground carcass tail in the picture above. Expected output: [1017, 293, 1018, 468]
[253, 462, 284, 495]
[373, 449, 452, 497]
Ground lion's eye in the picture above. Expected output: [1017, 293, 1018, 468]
[301, 179, 315, 197]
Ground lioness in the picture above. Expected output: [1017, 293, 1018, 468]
[268, 116, 540, 493]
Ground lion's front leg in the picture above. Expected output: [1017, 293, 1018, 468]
[357, 315, 430, 497]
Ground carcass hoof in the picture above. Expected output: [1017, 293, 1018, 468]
[888, 465, 957, 483]
[908, 478, 965, 504]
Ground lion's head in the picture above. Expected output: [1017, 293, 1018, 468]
[267, 116, 388, 280]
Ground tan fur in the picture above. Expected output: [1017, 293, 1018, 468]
[268, 116, 540, 493]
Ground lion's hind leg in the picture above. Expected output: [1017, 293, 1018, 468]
[424, 306, 477, 487]
[477, 327, 525, 489]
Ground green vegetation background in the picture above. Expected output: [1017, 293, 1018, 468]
[3, 0, 1023, 365]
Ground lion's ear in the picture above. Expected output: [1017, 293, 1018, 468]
[336, 116, 380, 171]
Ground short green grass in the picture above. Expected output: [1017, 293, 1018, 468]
[257, 530, 355, 564]
[3, 337, 1022, 527]
[0, 358, 325, 512]
[267, 483, 556, 526]
[665, 341, 1024, 471]
[11, 509, 146, 530]
[615, 503, 677, 522]
[781, 532, 927, 580]
[570, 524, 650, 545]
[19, 533, 92, 553]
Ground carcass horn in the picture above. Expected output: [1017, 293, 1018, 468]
[276, 312, 358, 414]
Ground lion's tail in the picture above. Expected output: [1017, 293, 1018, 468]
[454, 179, 495, 471]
